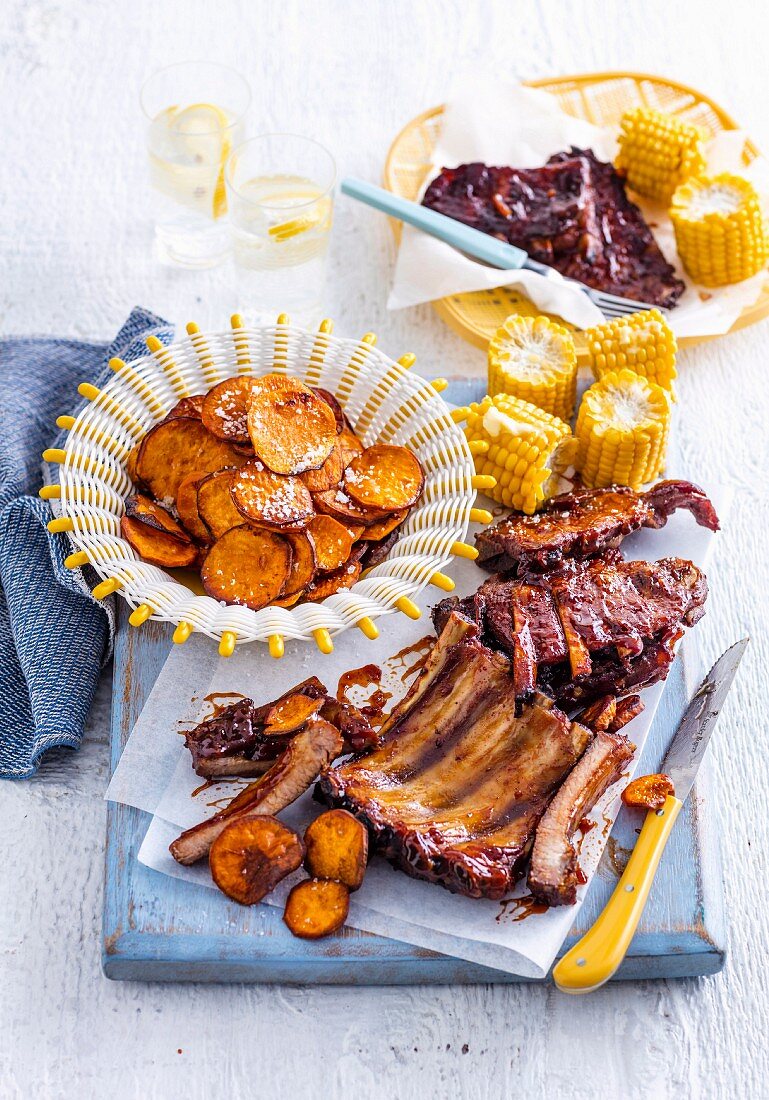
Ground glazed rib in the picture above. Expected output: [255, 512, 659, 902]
[474, 481, 720, 574]
[528, 730, 635, 906]
[319, 613, 592, 899]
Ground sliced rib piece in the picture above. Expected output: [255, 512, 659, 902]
[319, 613, 592, 899]
[528, 730, 636, 905]
[431, 557, 707, 706]
[171, 719, 342, 865]
[576, 693, 644, 734]
[474, 481, 719, 574]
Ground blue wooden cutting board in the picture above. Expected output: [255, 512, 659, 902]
[102, 381, 726, 983]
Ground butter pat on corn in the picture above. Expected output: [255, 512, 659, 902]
[585, 309, 677, 395]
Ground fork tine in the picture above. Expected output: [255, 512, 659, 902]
[588, 289, 660, 317]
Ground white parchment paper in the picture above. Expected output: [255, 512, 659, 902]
[106, 487, 730, 978]
[388, 75, 769, 338]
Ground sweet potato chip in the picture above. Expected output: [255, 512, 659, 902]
[231, 462, 314, 529]
[125, 494, 192, 540]
[283, 878, 349, 939]
[303, 809, 368, 891]
[201, 525, 291, 610]
[307, 515, 355, 573]
[209, 816, 305, 906]
[263, 693, 325, 736]
[125, 443, 142, 485]
[136, 417, 246, 502]
[359, 529, 400, 571]
[337, 427, 364, 468]
[313, 387, 346, 433]
[201, 377, 260, 442]
[282, 530, 316, 597]
[176, 470, 212, 543]
[121, 516, 198, 568]
[166, 394, 205, 421]
[272, 591, 303, 609]
[621, 773, 675, 811]
[313, 487, 388, 527]
[299, 439, 345, 493]
[196, 468, 245, 539]
[359, 509, 408, 541]
[247, 376, 337, 475]
[305, 560, 361, 602]
[344, 445, 424, 511]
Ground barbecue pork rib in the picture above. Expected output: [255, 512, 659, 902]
[432, 556, 707, 706]
[319, 613, 593, 900]
[421, 148, 685, 308]
[474, 481, 720, 575]
[528, 729, 635, 906]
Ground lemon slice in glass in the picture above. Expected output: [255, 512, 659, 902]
[171, 103, 232, 219]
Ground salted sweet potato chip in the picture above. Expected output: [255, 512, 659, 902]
[337, 426, 364, 468]
[359, 509, 408, 541]
[272, 591, 303, 609]
[201, 525, 291, 610]
[307, 515, 355, 573]
[303, 809, 368, 891]
[313, 487, 388, 527]
[281, 530, 316, 597]
[125, 443, 142, 485]
[263, 693, 325, 736]
[247, 376, 337, 475]
[305, 560, 361, 602]
[299, 439, 345, 493]
[313, 387, 346, 433]
[283, 878, 349, 939]
[201, 377, 260, 442]
[621, 773, 675, 811]
[136, 417, 246, 502]
[196, 468, 244, 539]
[209, 816, 305, 906]
[121, 516, 198, 568]
[176, 470, 212, 543]
[166, 394, 205, 421]
[125, 494, 192, 540]
[231, 461, 314, 529]
[344, 444, 424, 511]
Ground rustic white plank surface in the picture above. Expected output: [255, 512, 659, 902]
[1, 0, 768, 1096]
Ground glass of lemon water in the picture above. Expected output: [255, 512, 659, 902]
[225, 134, 336, 324]
[140, 62, 251, 268]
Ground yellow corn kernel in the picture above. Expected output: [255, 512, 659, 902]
[487, 314, 578, 422]
[670, 173, 769, 286]
[576, 369, 671, 490]
[464, 394, 578, 514]
[585, 309, 677, 394]
[615, 106, 706, 204]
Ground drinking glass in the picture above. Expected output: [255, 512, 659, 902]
[225, 134, 336, 324]
[141, 62, 251, 268]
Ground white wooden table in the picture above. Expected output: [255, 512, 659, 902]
[2, 1, 768, 1095]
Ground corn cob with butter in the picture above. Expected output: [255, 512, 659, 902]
[615, 106, 706, 204]
[576, 369, 671, 490]
[465, 394, 578, 514]
[585, 309, 677, 395]
[487, 314, 578, 421]
[670, 173, 769, 286]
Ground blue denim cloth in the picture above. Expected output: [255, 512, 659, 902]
[0, 307, 173, 778]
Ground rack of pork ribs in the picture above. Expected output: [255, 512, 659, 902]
[421, 148, 685, 309]
[318, 480, 719, 906]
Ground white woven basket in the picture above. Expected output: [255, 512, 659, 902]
[48, 320, 476, 652]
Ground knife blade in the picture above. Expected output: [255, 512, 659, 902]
[553, 637, 748, 993]
[662, 637, 749, 801]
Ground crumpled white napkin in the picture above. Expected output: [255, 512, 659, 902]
[388, 75, 769, 338]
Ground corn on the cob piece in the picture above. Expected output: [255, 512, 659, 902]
[615, 107, 706, 204]
[585, 309, 677, 395]
[487, 314, 578, 422]
[465, 394, 578, 514]
[576, 369, 671, 490]
[670, 173, 769, 286]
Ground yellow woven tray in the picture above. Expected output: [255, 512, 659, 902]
[384, 70, 767, 354]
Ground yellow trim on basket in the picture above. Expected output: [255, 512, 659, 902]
[268, 634, 285, 659]
[129, 604, 154, 627]
[356, 616, 379, 640]
[395, 596, 421, 620]
[313, 628, 334, 654]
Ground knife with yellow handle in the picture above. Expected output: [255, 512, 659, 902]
[554, 637, 748, 994]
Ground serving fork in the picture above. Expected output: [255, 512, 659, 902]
[340, 177, 659, 320]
